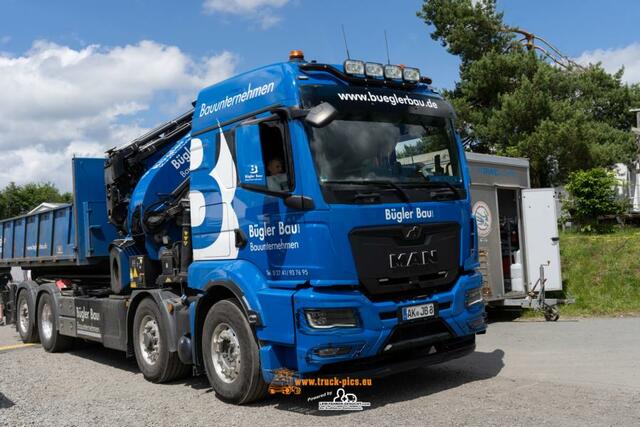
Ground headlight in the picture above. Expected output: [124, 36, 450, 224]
[465, 287, 484, 308]
[402, 67, 421, 83]
[365, 62, 384, 78]
[344, 60, 365, 75]
[384, 64, 402, 80]
[304, 308, 359, 329]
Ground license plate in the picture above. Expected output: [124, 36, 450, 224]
[401, 303, 436, 321]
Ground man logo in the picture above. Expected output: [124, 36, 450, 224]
[404, 225, 421, 240]
[389, 250, 438, 269]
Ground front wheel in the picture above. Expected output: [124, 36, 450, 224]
[202, 299, 268, 404]
[16, 291, 38, 343]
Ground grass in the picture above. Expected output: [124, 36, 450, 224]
[555, 227, 640, 317]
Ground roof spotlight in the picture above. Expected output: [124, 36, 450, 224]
[403, 67, 421, 83]
[384, 64, 402, 80]
[365, 62, 384, 78]
[344, 60, 365, 75]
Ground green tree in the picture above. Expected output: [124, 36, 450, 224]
[417, 0, 640, 187]
[417, 0, 511, 66]
[565, 168, 624, 231]
[0, 182, 72, 219]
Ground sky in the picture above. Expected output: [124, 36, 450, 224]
[1, 0, 640, 191]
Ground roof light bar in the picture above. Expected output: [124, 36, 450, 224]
[340, 59, 423, 84]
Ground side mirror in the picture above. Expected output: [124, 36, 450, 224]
[284, 195, 315, 211]
[235, 124, 267, 186]
[305, 102, 338, 128]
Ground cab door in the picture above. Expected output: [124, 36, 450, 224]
[233, 115, 310, 283]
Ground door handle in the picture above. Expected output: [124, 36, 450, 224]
[234, 228, 247, 248]
[551, 237, 559, 242]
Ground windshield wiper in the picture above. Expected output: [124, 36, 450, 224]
[400, 181, 464, 198]
[322, 180, 410, 202]
[353, 192, 381, 203]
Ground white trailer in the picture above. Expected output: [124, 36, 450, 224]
[466, 152, 572, 320]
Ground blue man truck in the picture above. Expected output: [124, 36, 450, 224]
[0, 50, 486, 404]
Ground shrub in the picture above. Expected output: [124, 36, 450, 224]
[564, 168, 623, 232]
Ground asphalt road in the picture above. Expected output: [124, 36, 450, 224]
[1, 317, 639, 426]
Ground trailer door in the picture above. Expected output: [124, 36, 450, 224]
[521, 188, 562, 291]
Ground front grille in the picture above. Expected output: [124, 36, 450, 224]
[349, 222, 460, 299]
[378, 272, 448, 287]
[366, 280, 457, 303]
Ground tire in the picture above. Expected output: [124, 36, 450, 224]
[38, 293, 73, 352]
[16, 291, 38, 343]
[544, 306, 560, 322]
[202, 299, 268, 404]
[133, 298, 190, 383]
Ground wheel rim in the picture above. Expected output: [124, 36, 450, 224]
[40, 301, 53, 341]
[138, 315, 160, 366]
[18, 298, 29, 334]
[211, 323, 241, 384]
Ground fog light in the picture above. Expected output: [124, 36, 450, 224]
[384, 64, 402, 80]
[402, 67, 421, 83]
[304, 309, 358, 329]
[365, 62, 384, 78]
[344, 60, 365, 75]
[465, 287, 484, 308]
[313, 346, 351, 357]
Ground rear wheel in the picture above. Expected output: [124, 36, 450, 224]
[133, 298, 190, 382]
[202, 299, 268, 404]
[38, 293, 73, 352]
[16, 291, 38, 343]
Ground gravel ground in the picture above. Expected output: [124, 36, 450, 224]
[1, 317, 639, 426]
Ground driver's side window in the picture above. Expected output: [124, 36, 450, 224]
[260, 122, 291, 192]
[235, 119, 292, 194]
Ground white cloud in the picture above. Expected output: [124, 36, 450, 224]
[202, 0, 289, 29]
[575, 43, 640, 84]
[258, 13, 282, 29]
[203, 0, 289, 14]
[0, 40, 237, 191]
[0, 142, 107, 192]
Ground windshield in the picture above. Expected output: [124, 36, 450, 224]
[305, 113, 465, 203]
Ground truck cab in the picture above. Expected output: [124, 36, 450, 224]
[187, 52, 486, 397]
